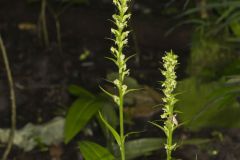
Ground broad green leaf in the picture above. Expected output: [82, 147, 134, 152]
[68, 85, 94, 98]
[97, 103, 118, 138]
[64, 98, 103, 143]
[79, 141, 115, 160]
[99, 112, 121, 146]
[125, 138, 164, 160]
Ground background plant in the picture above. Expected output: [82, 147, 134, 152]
[47, 0, 89, 52]
[29, 0, 88, 49]
[166, 0, 240, 131]
[0, 35, 17, 160]
[39, 0, 49, 47]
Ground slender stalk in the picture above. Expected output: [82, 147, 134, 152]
[48, 2, 74, 53]
[102, 0, 132, 159]
[119, 90, 125, 160]
[167, 129, 173, 160]
[55, 16, 62, 53]
[0, 35, 17, 160]
[99, 1, 132, 159]
[40, 0, 49, 47]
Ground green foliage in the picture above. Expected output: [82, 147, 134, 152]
[124, 138, 164, 159]
[176, 78, 240, 130]
[188, 33, 233, 81]
[99, 113, 122, 147]
[178, 0, 240, 38]
[68, 85, 94, 98]
[170, 0, 240, 132]
[79, 141, 115, 160]
[171, 1, 239, 81]
[64, 86, 106, 143]
[79, 138, 171, 160]
[97, 102, 118, 153]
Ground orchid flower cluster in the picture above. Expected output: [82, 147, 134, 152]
[161, 51, 178, 160]
[150, 50, 179, 160]
[99, 0, 132, 160]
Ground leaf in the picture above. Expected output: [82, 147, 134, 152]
[148, 121, 166, 135]
[97, 103, 118, 153]
[105, 56, 118, 65]
[64, 98, 104, 143]
[79, 141, 115, 160]
[68, 85, 94, 98]
[97, 103, 118, 137]
[123, 131, 144, 143]
[124, 138, 164, 160]
[99, 112, 121, 147]
[99, 85, 115, 98]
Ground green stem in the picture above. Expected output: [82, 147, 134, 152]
[167, 128, 173, 160]
[108, 0, 132, 159]
[119, 86, 125, 160]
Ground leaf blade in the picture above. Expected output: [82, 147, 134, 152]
[64, 98, 104, 143]
[79, 141, 115, 160]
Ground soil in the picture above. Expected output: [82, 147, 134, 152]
[0, 0, 239, 160]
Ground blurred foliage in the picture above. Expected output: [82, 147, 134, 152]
[79, 138, 164, 160]
[124, 138, 164, 159]
[187, 32, 233, 81]
[79, 137, 211, 160]
[168, 0, 240, 131]
[178, 0, 240, 39]
[176, 77, 240, 130]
